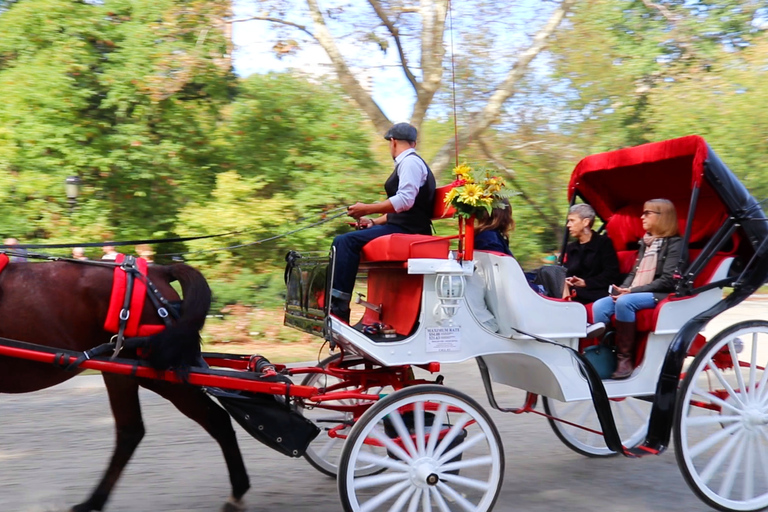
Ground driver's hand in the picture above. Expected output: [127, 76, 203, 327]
[357, 217, 374, 230]
[347, 202, 369, 219]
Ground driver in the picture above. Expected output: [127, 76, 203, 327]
[329, 122, 436, 323]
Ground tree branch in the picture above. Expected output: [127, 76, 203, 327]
[367, 0, 419, 91]
[477, 137, 560, 234]
[305, 0, 391, 133]
[411, 0, 448, 129]
[227, 16, 317, 41]
[430, 0, 576, 173]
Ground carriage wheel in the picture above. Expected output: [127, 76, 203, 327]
[299, 354, 390, 478]
[542, 394, 652, 457]
[337, 384, 504, 512]
[675, 320, 768, 512]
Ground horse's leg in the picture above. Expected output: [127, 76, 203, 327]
[71, 374, 145, 512]
[140, 380, 251, 512]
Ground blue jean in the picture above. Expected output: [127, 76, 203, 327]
[330, 224, 407, 301]
[591, 292, 657, 324]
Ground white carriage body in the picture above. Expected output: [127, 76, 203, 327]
[330, 251, 733, 402]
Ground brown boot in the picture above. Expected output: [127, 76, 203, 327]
[611, 320, 637, 379]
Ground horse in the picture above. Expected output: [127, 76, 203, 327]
[0, 259, 250, 512]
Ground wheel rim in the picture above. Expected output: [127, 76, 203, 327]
[544, 395, 652, 457]
[300, 357, 391, 478]
[678, 323, 768, 511]
[339, 386, 503, 512]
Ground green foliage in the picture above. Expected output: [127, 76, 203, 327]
[177, 72, 384, 277]
[0, 0, 233, 244]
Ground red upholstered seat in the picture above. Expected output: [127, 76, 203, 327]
[361, 234, 450, 262]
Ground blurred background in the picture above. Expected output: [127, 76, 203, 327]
[0, 0, 766, 350]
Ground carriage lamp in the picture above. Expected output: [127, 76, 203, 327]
[435, 273, 465, 320]
[65, 175, 82, 211]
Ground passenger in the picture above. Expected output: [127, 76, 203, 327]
[330, 122, 436, 324]
[474, 199, 513, 256]
[562, 204, 620, 304]
[467, 201, 515, 332]
[591, 199, 683, 379]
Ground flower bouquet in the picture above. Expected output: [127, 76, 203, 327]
[443, 163, 512, 218]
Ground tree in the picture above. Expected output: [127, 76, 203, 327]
[541, 0, 768, 208]
[233, 0, 576, 173]
[0, 0, 233, 246]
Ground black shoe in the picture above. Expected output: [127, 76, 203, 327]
[330, 300, 351, 324]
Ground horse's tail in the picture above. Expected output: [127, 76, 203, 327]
[147, 263, 212, 376]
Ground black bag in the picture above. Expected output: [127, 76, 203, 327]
[209, 388, 320, 458]
[534, 265, 568, 298]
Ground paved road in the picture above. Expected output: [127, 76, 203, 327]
[2, 301, 767, 512]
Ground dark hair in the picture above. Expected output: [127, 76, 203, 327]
[476, 199, 514, 239]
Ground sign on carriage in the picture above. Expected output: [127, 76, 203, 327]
[425, 326, 461, 352]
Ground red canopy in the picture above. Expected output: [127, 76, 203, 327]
[568, 135, 730, 251]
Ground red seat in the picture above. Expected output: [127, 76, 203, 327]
[361, 234, 450, 262]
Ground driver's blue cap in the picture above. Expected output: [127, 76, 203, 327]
[384, 123, 417, 142]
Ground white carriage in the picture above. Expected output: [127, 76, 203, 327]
[285, 135, 768, 512]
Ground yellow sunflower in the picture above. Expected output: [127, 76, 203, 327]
[458, 183, 483, 206]
[453, 164, 472, 180]
[444, 187, 459, 205]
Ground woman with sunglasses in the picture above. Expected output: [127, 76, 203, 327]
[591, 199, 683, 379]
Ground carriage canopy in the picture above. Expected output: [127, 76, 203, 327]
[567, 135, 766, 262]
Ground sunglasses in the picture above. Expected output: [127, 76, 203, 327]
[641, 210, 661, 217]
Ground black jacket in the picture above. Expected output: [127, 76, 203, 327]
[621, 236, 684, 301]
[564, 231, 620, 304]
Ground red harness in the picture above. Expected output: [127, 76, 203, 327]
[104, 254, 166, 338]
[0, 254, 8, 274]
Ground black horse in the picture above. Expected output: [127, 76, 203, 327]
[0, 260, 250, 512]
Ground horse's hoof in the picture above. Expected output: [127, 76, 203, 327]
[221, 497, 246, 512]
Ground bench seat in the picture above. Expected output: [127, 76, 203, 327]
[361, 234, 450, 263]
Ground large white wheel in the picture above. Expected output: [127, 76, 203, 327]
[675, 320, 768, 512]
[337, 384, 504, 512]
[542, 395, 652, 457]
[299, 354, 391, 478]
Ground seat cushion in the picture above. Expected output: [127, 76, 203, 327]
[361, 234, 450, 262]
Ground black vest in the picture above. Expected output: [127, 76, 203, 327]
[384, 152, 436, 235]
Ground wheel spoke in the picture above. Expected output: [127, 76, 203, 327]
[717, 430, 747, 499]
[370, 427, 414, 463]
[749, 332, 759, 402]
[439, 455, 494, 474]
[429, 487, 452, 512]
[692, 386, 743, 415]
[688, 421, 743, 459]
[354, 470, 409, 491]
[709, 362, 747, 410]
[316, 436, 340, 459]
[436, 481, 479, 512]
[388, 408, 419, 458]
[433, 413, 471, 460]
[743, 434, 756, 501]
[685, 414, 741, 427]
[414, 401, 426, 457]
[728, 340, 749, 405]
[387, 485, 417, 512]
[756, 432, 768, 490]
[756, 354, 768, 404]
[625, 398, 648, 422]
[357, 451, 411, 472]
[699, 429, 743, 484]
[421, 486, 432, 512]
[407, 488, 422, 512]
[360, 479, 412, 512]
[426, 403, 448, 457]
[439, 472, 491, 492]
[437, 433, 486, 465]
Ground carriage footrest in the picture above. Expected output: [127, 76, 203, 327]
[209, 388, 320, 458]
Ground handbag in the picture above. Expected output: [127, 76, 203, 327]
[582, 343, 617, 380]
